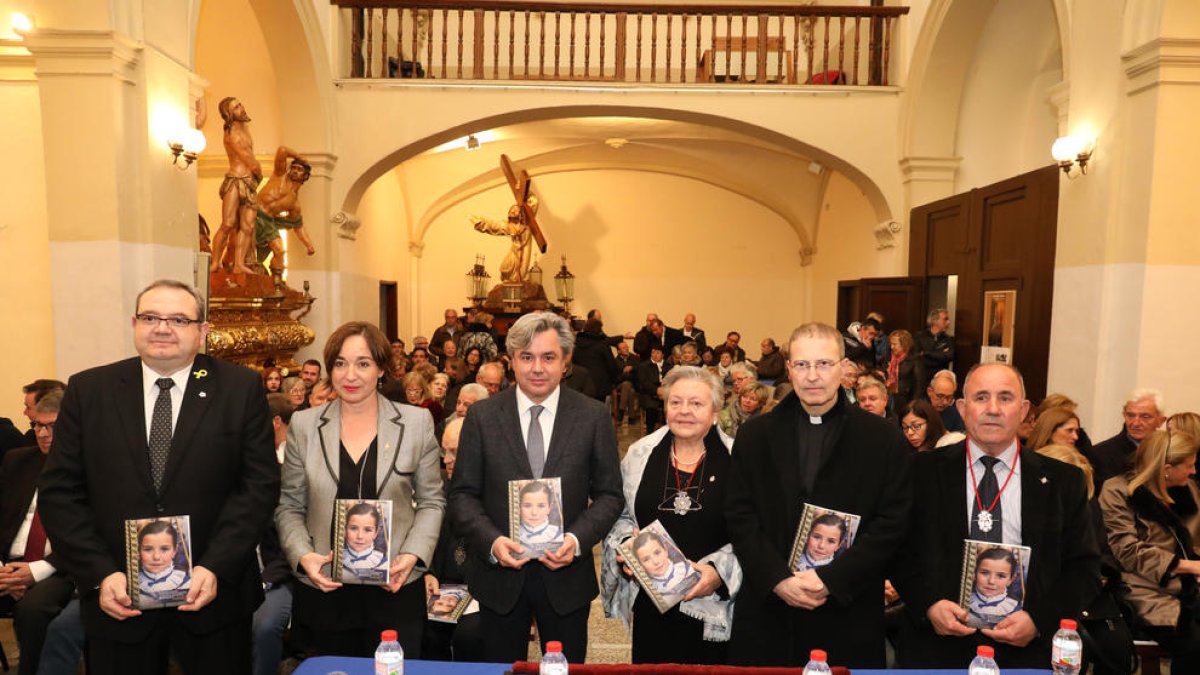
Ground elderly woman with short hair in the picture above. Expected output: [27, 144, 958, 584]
[717, 382, 770, 438]
[603, 366, 740, 664]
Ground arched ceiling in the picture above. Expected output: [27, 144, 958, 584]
[386, 115, 839, 253]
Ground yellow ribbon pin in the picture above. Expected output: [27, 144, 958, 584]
[193, 369, 208, 379]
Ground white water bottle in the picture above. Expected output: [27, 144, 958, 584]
[375, 629, 404, 675]
[1052, 618, 1083, 675]
[802, 649, 832, 675]
[969, 645, 1000, 675]
[540, 641, 569, 675]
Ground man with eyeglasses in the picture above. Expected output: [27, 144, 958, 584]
[915, 308, 955, 382]
[1, 379, 64, 462]
[926, 369, 965, 432]
[1, 391, 77, 675]
[725, 322, 911, 668]
[38, 279, 279, 675]
[1087, 388, 1166, 487]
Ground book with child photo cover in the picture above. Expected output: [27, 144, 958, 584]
[957, 539, 1031, 629]
[331, 498, 393, 585]
[618, 520, 702, 614]
[426, 584, 473, 624]
[787, 503, 862, 572]
[508, 477, 565, 560]
[124, 515, 193, 610]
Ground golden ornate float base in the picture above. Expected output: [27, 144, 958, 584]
[205, 272, 316, 372]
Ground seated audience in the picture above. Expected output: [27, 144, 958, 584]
[1099, 428, 1200, 675]
[842, 317, 880, 366]
[711, 331, 746, 364]
[1169, 412, 1200, 439]
[726, 362, 757, 403]
[717, 382, 770, 438]
[855, 377, 890, 420]
[1027, 407, 1081, 452]
[452, 383, 489, 420]
[925, 369, 964, 432]
[0, 391, 76, 675]
[430, 373, 450, 407]
[1088, 389, 1167, 488]
[308, 378, 336, 408]
[462, 347, 483, 381]
[636, 345, 672, 433]
[283, 376, 307, 408]
[752, 338, 786, 384]
[442, 357, 467, 387]
[400, 371, 444, 425]
[263, 366, 284, 393]
[710, 350, 734, 388]
[1033, 393, 1093, 456]
[615, 342, 641, 426]
[899, 399, 947, 452]
[840, 359, 862, 405]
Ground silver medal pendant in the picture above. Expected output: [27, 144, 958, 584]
[673, 491, 692, 516]
[976, 510, 994, 533]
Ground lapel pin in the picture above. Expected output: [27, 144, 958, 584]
[1040, 476, 1048, 484]
[193, 369, 208, 380]
[709, 476, 716, 482]
[198, 391, 207, 398]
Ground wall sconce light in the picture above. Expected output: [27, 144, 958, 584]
[553, 256, 576, 315]
[10, 12, 34, 36]
[1051, 134, 1095, 177]
[168, 128, 207, 169]
[465, 134, 480, 151]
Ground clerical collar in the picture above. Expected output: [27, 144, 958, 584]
[801, 389, 848, 425]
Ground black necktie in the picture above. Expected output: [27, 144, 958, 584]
[148, 378, 174, 491]
[971, 456, 1003, 543]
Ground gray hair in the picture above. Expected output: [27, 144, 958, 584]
[35, 390, 63, 414]
[787, 322, 845, 358]
[135, 279, 206, 320]
[442, 416, 464, 446]
[282, 376, 303, 393]
[459, 382, 489, 400]
[661, 366, 724, 410]
[927, 308, 948, 326]
[855, 376, 887, 398]
[929, 369, 957, 388]
[729, 361, 757, 379]
[506, 312, 574, 356]
[963, 362, 1026, 399]
[1125, 388, 1165, 415]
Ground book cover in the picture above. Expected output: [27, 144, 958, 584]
[508, 477, 565, 559]
[618, 519, 701, 614]
[427, 583, 473, 623]
[788, 503, 862, 572]
[331, 498, 393, 585]
[125, 515, 193, 610]
[957, 539, 1031, 629]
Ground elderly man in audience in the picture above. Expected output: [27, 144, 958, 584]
[895, 363, 1099, 668]
[0, 391, 76, 675]
[614, 342, 640, 426]
[712, 332, 746, 364]
[926, 369, 965, 432]
[915, 308, 955, 382]
[430, 309, 463, 360]
[631, 313, 660, 361]
[752, 338, 786, 385]
[672, 313, 707, 352]
[725, 322, 910, 667]
[1087, 388, 1166, 488]
[855, 377, 890, 420]
[636, 345, 672, 434]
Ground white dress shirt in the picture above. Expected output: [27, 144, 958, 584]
[965, 439, 1023, 546]
[7, 491, 55, 582]
[515, 384, 560, 464]
[141, 361, 194, 442]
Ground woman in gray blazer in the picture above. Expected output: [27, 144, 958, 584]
[276, 321, 445, 657]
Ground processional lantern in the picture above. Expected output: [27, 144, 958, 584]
[466, 255, 490, 306]
[554, 256, 576, 314]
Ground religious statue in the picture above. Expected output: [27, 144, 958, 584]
[470, 194, 539, 284]
[209, 96, 262, 275]
[254, 146, 316, 286]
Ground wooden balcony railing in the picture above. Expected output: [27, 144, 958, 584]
[332, 1, 909, 86]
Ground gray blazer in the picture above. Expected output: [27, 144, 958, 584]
[275, 395, 445, 589]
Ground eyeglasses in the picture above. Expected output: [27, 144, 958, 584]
[930, 392, 955, 403]
[32, 421, 56, 432]
[901, 421, 927, 433]
[789, 360, 838, 373]
[135, 313, 202, 329]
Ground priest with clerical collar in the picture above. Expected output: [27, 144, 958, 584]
[724, 322, 912, 668]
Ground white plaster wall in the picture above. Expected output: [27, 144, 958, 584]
[954, 0, 1061, 192]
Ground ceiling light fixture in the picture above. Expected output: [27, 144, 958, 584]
[465, 134, 480, 151]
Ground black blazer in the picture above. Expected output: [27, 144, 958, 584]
[38, 354, 280, 641]
[634, 360, 671, 409]
[0, 445, 49, 561]
[893, 441, 1100, 668]
[725, 393, 912, 668]
[448, 385, 623, 615]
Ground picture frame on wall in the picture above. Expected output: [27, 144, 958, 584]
[981, 289, 1017, 364]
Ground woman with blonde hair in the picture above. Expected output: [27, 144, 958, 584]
[1027, 408, 1081, 451]
[1099, 429, 1200, 674]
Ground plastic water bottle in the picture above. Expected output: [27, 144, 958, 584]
[802, 649, 832, 675]
[969, 645, 1000, 675]
[1052, 618, 1083, 675]
[540, 640, 569, 675]
[374, 629, 403, 675]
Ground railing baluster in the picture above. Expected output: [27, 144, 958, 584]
[739, 14, 747, 82]
[693, 13, 701, 83]
[457, 9, 464, 79]
[585, 13, 592, 79]
[792, 15, 800, 84]
[394, 8, 403, 79]
[805, 13, 814, 84]
[650, 14, 658, 83]
[615, 12, 626, 81]
[821, 16, 829, 82]
[853, 16, 861, 85]
[635, 13, 643, 82]
[665, 13, 672, 83]
[493, 10, 501, 79]
[524, 10, 530, 78]
[365, 8, 374, 77]
[539, 11, 545, 78]
[723, 15, 730, 82]
[381, 9, 388, 77]
[473, 9, 485, 78]
[599, 13, 606, 79]
[883, 16, 893, 86]
[837, 16, 845, 82]
[440, 9, 448, 79]
[553, 11, 561, 78]
[422, 9, 431, 79]
[569, 12, 576, 79]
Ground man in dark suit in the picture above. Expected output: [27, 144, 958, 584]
[635, 345, 671, 434]
[712, 331, 747, 364]
[38, 279, 279, 675]
[632, 315, 667, 361]
[1, 379, 64, 462]
[725, 322, 911, 668]
[613, 342, 640, 425]
[0, 391, 76, 675]
[449, 311, 623, 663]
[1085, 389, 1165, 488]
[894, 363, 1099, 668]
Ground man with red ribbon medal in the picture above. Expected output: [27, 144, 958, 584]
[894, 363, 1099, 668]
